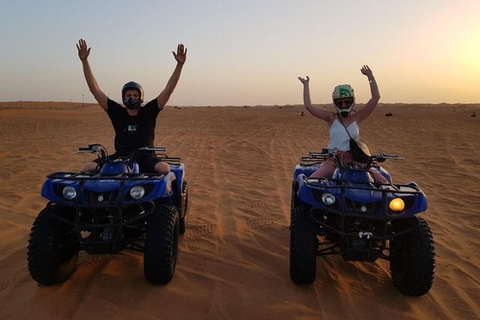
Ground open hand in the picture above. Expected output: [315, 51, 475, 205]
[76, 39, 90, 61]
[360, 65, 374, 79]
[173, 44, 187, 64]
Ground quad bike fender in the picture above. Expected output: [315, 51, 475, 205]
[293, 164, 318, 181]
[41, 178, 78, 203]
[295, 173, 428, 218]
[169, 163, 185, 195]
[295, 174, 319, 207]
[41, 171, 178, 205]
[401, 182, 428, 214]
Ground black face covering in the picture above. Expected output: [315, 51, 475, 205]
[339, 111, 349, 118]
[124, 98, 142, 110]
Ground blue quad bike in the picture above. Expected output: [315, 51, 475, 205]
[28, 144, 189, 285]
[290, 149, 435, 296]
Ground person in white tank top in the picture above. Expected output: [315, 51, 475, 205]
[298, 65, 388, 182]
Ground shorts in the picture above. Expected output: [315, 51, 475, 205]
[94, 151, 161, 173]
[310, 150, 389, 182]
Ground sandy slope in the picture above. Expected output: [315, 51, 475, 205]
[0, 103, 479, 320]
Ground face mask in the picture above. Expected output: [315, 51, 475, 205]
[124, 97, 142, 110]
[339, 111, 350, 118]
[334, 100, 354, 118]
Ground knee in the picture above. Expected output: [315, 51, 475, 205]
[155, 161, 170, 174]
[371, 169, 389, 183]
[82, 162, 99, 173]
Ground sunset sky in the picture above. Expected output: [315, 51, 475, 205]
[1, 0, 479, 106]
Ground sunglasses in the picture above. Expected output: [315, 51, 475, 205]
[335, 99, 353, 107]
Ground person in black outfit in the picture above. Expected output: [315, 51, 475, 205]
[76, 39, 187, 173]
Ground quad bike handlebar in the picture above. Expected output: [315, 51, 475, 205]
[307, 149, 404, 160]
[301, 149, 404, 170]
[74, 144, 179, 165]
[75, 143, 109, 158]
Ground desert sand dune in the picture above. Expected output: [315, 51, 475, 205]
[0, 103, 479, 319]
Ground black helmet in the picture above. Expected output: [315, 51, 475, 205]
[122, 81, 144, 110]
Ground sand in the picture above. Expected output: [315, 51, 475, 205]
[0, 102, 479, 320]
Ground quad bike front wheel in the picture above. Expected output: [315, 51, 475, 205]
[290, 204, 318, 284]
[389, 217, 435, 296]
[27, 204, 80, 286]
[144, 204, 179, 284]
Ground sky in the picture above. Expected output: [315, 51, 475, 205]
[1, 0, 480, 106]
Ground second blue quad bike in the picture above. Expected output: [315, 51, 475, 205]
[290, 149, 435, 296]
[27, 144, 189, 285]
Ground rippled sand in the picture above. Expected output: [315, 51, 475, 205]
[0, 102, 479, 319]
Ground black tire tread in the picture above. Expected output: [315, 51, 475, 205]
[290, 204, 318, 284]
[390, 217, 435, 296]
[27, 206, 79, 285]
[144, 204, 179, 284]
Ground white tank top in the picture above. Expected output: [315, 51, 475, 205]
[327, 119, 360, 151]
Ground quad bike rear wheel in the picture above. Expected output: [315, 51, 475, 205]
[27, 205, 79, 286]
[389, 217, 435, 296]
[144, 204, 179, 284]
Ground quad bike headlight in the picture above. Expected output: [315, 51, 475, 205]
[62, 186, 77, 200]
[389, 198, 405, 212]
[321, 193, 336, 205]
[130, 186, 145, 200]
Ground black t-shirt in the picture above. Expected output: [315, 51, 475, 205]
[106, 98, 161, 155]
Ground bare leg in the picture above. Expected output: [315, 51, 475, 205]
[82, 161, 99, 173]
[369, 168, 389, 183]
[310, 158, 336, 179]
[154, 161, 170, 174]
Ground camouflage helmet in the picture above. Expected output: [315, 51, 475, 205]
[332, 84, 355, 117]
[332, 84, 355, 100]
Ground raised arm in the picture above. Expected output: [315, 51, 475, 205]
[298, 76, 334, 124]
[156, 44, 187, 109]
[76, 39, 108, 110]
[355, 65, 380, 123]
